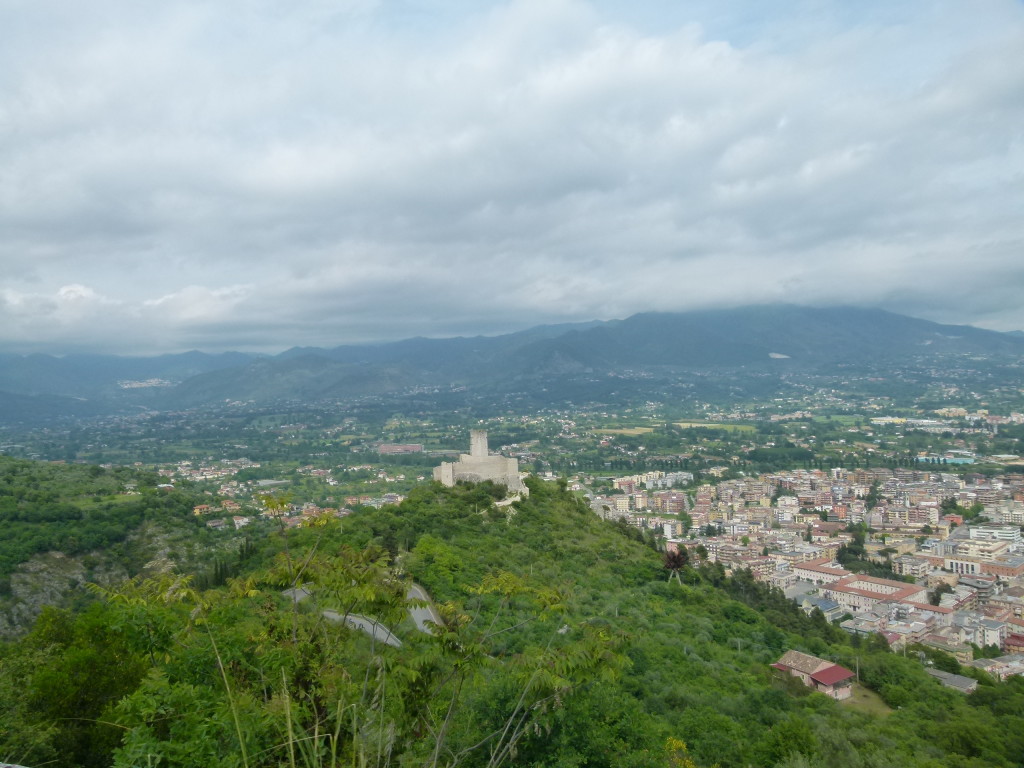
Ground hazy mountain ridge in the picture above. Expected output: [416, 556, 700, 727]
[2, 306, 1023, 421]
[0, 350, 255, 399]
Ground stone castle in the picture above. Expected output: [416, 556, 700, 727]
[433, 430, 529, 496]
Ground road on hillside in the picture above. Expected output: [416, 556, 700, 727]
[284, 582, 442, 647]
[407, 583, 443, 634]
[322, 610, 403, 647]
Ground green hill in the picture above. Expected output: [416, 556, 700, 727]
[2, 478, 1023, 768]
[163, 306, 1024, 407]
[0, 456, 220, 637]
[5, 306, 1024, 420]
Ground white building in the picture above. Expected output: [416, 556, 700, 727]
[433, 430, 529, 496]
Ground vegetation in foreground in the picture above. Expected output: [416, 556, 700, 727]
[1, 478, 1023, 767]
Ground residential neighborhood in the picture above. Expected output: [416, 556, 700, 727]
[588, 465, 1024, 678]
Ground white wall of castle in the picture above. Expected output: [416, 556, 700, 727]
[432, 431, 529, 495]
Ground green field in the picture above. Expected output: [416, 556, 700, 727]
[841, 683, 893, 716]
[675, 421, 756, 432]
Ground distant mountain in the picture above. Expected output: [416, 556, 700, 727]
[0, 350, 259, 425]
[158, 306, 1024, 408]
[0, 389, 111, 426]
[0, 351, 255, 400]
[556, 306, 1024, 367]
[2, 306, 1023, 421]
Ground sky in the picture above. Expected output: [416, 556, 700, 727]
[2, 0, 1023, 355]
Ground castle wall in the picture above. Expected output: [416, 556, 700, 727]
[433, 431, 528, 495]
[433, 462, 455, 486]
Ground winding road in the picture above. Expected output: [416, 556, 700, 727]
[284, 582, 442, 648]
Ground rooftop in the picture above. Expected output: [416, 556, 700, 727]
[811, 664, 856, 687]
[777, 649, 831, 676]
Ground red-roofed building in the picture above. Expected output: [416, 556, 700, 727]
[880, 631, 901, 647]
[811, 664, 856, 692]
[822, 575, 928, 613]
[774, 650, 856, 700]
[792, 558, 850, 585]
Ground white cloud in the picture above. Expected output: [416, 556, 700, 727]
[1, 0, 1023, 353]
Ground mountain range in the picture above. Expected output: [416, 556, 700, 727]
[2, 305, 1023, 422]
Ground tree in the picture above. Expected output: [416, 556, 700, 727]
[864, 481, 881, 510]
[929, 582, 954, 605]
[664, 548, 689, 584]
[757, 716, 817, 766]
[4, 602, 149, 768]
[665, 737, 703, 768]
[940, 496, 960, 515]
[103, 543, 627, 768]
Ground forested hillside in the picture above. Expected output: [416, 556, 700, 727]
[4, 307, 1024, 423]
[2, 478, 1023, 767]
[0, 457, 213, 635]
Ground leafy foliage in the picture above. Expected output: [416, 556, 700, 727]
[2, 477, 1024, 767]
[0, 456, 200, 590]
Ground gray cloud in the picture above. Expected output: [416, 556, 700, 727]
[1, 0, 1023, 354]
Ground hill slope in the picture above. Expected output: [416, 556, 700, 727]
[0, 456, 218, 637]
[161, 305, 1024, 407]
[3, 477, 1022, 768]
[3, 306, 1024, 418]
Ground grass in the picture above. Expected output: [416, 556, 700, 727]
[674, 422, 756, 432]
[74, 493, 139, 509]
[841, 684, 892, 716]
[598, 427, 655, 435]
[820, 415, 868, 426]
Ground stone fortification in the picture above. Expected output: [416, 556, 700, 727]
[433, 430, 529, 496]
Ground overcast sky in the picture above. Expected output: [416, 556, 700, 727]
[2, 0, 1023, 355]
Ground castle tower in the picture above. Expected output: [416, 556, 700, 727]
[470, 429, 489, 458]
[433, 429, 527, 496]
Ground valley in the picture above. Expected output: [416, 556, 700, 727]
[3, 307, 1024, 767]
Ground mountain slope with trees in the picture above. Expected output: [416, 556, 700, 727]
[3, 306, 1024, 420]
[2, 476, 1022, 768]
[0, 456, 218, 637]
[161, 306, 1024, 406]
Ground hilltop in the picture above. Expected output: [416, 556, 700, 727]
[2, 477, 1022, 767]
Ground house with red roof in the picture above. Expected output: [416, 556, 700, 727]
[1006, 634, 1024, 654]
[773, 650, 855, 700]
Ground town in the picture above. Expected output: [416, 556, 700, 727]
[5, 384, 1024, 687]
[153, 420, 1024, 685]
[587, 464, 1024, 684]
